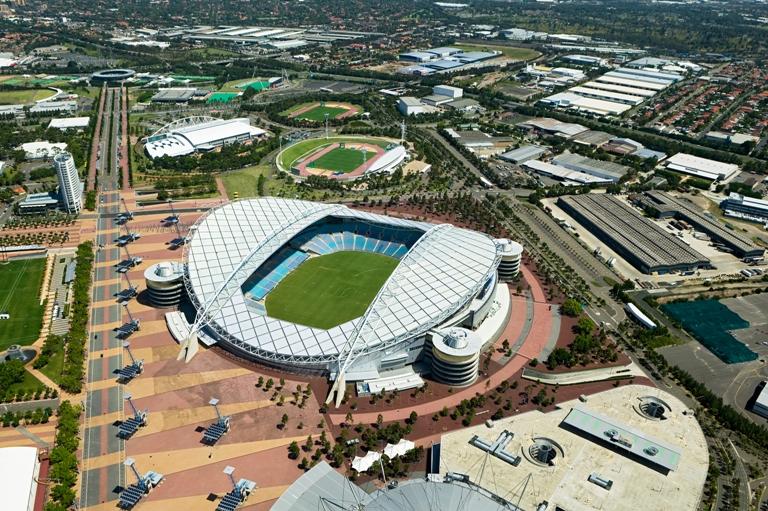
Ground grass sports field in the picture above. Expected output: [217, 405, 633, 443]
[294, 106, 348, 122]
[265, 251, 398, 329]
[277, 136, 391, 171]
[0, 88, 56, 105]
[308, 147, 376, 173]
[0, 258, 46, 350]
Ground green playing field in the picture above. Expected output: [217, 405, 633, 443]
[294, 106, 348, 122]
[265, 251, 398, 329]
[308, 147, 376, 173]
[0, 258, 46, 350]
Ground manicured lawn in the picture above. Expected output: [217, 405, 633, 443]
[265, 251, 398, 329]
[6, 369, 46, 396]
[308, 147, 375, 173]
[0, 258, 46, 350]
[295, 106, 348, 122]
[454, 43, 541, 61]
[221, 165, 271, 198]
[0, 88, 56, 104]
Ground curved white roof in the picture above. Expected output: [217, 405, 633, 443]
[367, 145, 406, 174]
[145, 118, 266, 159]
[184, 198, 499, 365]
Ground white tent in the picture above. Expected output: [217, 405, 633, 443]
[351, 451, 381, 472]
[383, 439, 415, 459]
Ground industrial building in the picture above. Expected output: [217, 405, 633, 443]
[552, 152, 630, 182]
[539, 92, 632, 116]
[662, 152, 740, 181]
[144, 117, 267, 159]
[524, 160, 614, 186]
[499, 144, 549, 164]
[720, 192, 768, 224]
[397, 96, 428, 116]
[439, 385, 708, 511]
[752, 382, 768, 419]
[398, 47, 499, 75]
[29, 100, 77, 115]
[179, 25, 375, 49]
[433, 84, 463, 99]
[54, 152, 83, 214]
[516, 117, 588, 138]
[558, 194, 710, 274]
[637, 191, 764, 260]
[150, 88, 198, 103]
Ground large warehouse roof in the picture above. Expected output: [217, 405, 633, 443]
[185, 198, 499, 365]
[663, 152, 740, 181]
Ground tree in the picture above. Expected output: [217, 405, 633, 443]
[376, 414, 384, 428]
[304, 435, 313, 452]
[408, 411, 418, 425]
[561, 298, 582, 317]
[288, 441, 300, 459]
[281, 413, 289, 428]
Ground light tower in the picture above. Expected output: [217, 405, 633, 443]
[324, 113, 330, 140]
[400, 119, 406, 144]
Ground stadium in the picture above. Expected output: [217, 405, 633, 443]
[143, 116, 267, 159]
[180, 198, 505, 393]
[277, 136, 407, 180]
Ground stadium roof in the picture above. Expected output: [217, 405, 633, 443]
[185, 198, 499, 366]
[145, 118, 265, 158]
[48, 117, 90, 130]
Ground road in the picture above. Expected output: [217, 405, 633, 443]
[80, 85, 127, 509]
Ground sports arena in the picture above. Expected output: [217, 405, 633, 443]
[181, 198, 506, 390]
[277, 136, 407, 180]
[283, 101, 361, 122]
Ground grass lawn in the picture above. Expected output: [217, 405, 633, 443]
[6, 369, 46, 396]
[265, 251, 398, 329]
[454, 43, 541, 61]
[295, 106, 348, 122]
[308, 147, 375, 173]
[0, 88, 56, 105]
[38, 345, 65, 384]
[0, 258, 46, 350]
[277, 137, 391, 170]
[221, 165, 271, 198]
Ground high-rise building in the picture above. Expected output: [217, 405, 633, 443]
[54, 152, 82, 214]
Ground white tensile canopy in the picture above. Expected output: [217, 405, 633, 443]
[383, 439, 415, 459]
[351, 451, 381, 472]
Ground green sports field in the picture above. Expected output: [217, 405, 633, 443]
[295, 106, 348, 122]
[0, 258, 46, 350]
[0, 88, 56, 105]
[265, 251, 398, 329]
[277, 136, 391, 171]
[308, 147, 376, 173]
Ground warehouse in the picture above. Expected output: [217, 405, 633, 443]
[604, 70, 676, 86]
[616, 67, 683, 82]
[553, 152, 630, 182]
[399, 51, 434, 62]
[558, 194, 710, 274]
[595, 75, 667, 91]
[662, 153, 740, 181]
[637, 191, 764, 260]
[569, 86, 646, 106]
[516, 118, 589, 138]
[581, 80, 656, 98]
[48, 117, 90, 130]
[499, 144, 549, 164]
[539, 92, 632, 116]
[720, 193, 768, 224]
[523, 160, 613, 185]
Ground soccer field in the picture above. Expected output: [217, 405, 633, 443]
[0, 258, 46, 350]
[265, 251, 398, 329]
[308, 147, 376, 173]
[295, 106, 348, 122]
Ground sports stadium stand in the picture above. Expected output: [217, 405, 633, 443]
[242, 219, 422, 302]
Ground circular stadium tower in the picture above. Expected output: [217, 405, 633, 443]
[430, 327, 483, 386]
[182, 198, 501, 380]
[144, 262, 184, 307]
[90, 69, 136, 84]
[495, 238, 523, 281]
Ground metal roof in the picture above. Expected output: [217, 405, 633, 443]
[184, 198, 499, 366]
[562, 406, 682, 472]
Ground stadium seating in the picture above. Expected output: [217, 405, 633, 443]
[244, 219, 424, 303]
